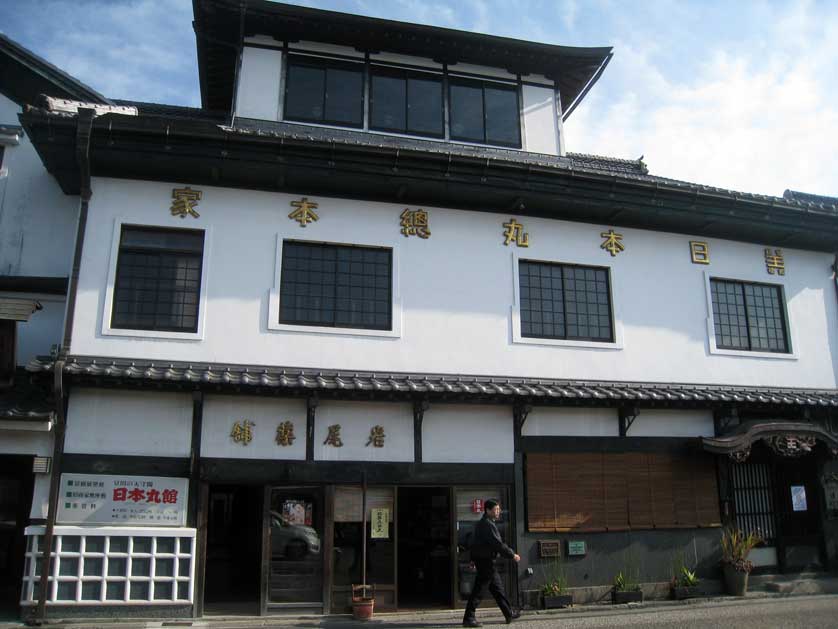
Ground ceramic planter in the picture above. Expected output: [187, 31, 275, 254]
[671, 585, 701, 600]
[542, 593, 573, 609]
[722, 563, 749, 596]
[612, 590, 643, 604]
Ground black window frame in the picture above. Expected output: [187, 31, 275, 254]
[448, 76, 522, 148]
[279, 240, 393, 332]
[518, 260, 614, 343]
[710, 277, 790, 353]
[283, 54, 365, 129]
[110, 225, 204, 334]
[368, 64, 445, 139]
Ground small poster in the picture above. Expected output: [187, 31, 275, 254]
[282, 500, 312, 525]
[371, 508, 390, 539]
[791, 485, 808, 512]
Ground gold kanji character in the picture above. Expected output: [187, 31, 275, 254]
[690, 241, 710, 265]
[276, 421, 296, 447]
[600, 229, 624, 256]
[323, 424, 343, 447]
[400, 209, 431, 239]
[366, 425, 386, 448]
[502, 218, 529, 247]
[289, 197, 319, 227]
[765, 248, 785, 275]
[170, 187, 201, 219]
[230, 420, 254, 446]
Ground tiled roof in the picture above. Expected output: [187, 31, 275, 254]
[27, 356, 838, 407]
[0, 385, 54, 422]
[784, 189, 838, 211]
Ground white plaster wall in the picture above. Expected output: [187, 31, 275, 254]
[201, 395, 306, 460]
[313, 401, 413, 462]
[65, 389, 192, 457]
[523, 408, 618, 437]
[236, 46, 282, 121]
[289, 41, 364, 58]
[30, 474, 51, 519]
[69, 178, 838, 390]
[0, 430, 51, 456]
[12, 295, 65, 365]
[627, 409, 715, 438]
[522, 84, 558, 156]
[0, 93, 78, 277]
[423, 405, 514, 463]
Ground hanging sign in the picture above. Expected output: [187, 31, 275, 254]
[472, 499, 484, 514]
[371, 508, 390, 539]
[791, 485, 808, 512]
[57, 473, 188, 526]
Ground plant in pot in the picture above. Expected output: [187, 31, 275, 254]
[540, 555, 572, 609]
[670, 564, 701, 600]
[720, 527, 762, 596]
[351, 583, 375, 620]
[612, 570, 643, 604]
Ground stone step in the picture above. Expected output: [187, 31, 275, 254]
[749, 573, 838, 595]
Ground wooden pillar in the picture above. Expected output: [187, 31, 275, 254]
[306, 395, 318, 462]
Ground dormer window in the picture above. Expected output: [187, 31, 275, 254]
[369, 66, 444, 138]
[284, 55, 364, 128]
[449, 77, 521, 148]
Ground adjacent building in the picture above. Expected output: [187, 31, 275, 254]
[6, 0, 838, 619]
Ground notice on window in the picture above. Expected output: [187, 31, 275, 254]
[57, 473, 188, 526]
[791, 485, 808, 512]
[371, 508, 390, 539]
[282, 500, 312, 526]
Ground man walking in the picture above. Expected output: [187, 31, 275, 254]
[463, 499, 521, 627]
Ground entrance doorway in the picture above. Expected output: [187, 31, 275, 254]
[397, 487, 452, 608]
[0, 456, 33, 618]
[204, 485, 262, 614]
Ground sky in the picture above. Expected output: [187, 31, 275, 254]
[1, 0, 836, 199]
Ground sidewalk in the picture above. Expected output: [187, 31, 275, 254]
[4, 591, 838, 629]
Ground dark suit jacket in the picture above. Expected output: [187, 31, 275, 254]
[470, 514, 515, 560]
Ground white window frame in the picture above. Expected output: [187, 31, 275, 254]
[703, 269, 797, 360]
[101, 218, 211, 341]
[268, 234, 403, 338]
[510, 250, 624, 350]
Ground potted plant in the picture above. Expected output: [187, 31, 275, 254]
[670, 565, 701, 600]
[612, 570, 643, 604]
[720, 527, 762, 596]
[540, 556, 572, 609]
[351, 584, 375, 620]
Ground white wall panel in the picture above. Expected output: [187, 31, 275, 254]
[29, 474, 50, 519]
[523, 408, 618, 437]
[423, 405, 513, 463]
[65, 389, 192, 456]
[201, 395, 306, 460]
[289, 41, 364, 58]
[314, 401, 413, 462]
[0, 430, 51, 456]
[522, 84, 558, 156]
[628, 409, 715, 438]
[235, 46, 282, 121]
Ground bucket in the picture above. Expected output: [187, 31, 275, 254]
[352, 584, 375, 621]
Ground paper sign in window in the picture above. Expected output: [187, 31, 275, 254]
[791, 485, 808, 512]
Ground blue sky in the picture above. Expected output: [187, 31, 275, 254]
[2, 0, 836, 198]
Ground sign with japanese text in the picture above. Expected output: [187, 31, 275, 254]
[791, 485, 808, 512]
[472, 499, 484, 513]
[567, 540, 587, 556]
[57, 474, 188, 527]
[371, 508, 390, 539]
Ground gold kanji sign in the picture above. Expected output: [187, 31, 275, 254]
[502, 218, 529, 247]
[690, 241, 710, 264]
[600, 229, 624, 256]
[170, 187, 201, 219]
[765, 248, 785, 275]
[324, 424, 343, 447]
[289, 197, 319, 227]
[366, 425, 386, 448]
[400, 208, 431, 239]
[276, 421, 296, 447]
[230, 420, 254, 446]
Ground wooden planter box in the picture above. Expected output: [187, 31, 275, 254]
[612, 590, 643, 604]
[671, 586, 701, 600]
[542, 594, 573, 609]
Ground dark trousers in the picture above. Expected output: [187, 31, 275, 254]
[463, 559, 513, 621]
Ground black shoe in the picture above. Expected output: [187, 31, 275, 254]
[462, 619, 482, 627]
[505, 610, 521, 624]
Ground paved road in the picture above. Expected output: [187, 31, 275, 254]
[304, 595, 838, 629]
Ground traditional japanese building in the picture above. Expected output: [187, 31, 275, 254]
[9, 0, 838, 619]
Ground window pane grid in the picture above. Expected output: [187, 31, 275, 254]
[111, 227, 203, 333]
[284, 56, 364, 128]
[711, 279, 788, 352]
[280, 241, 392, 331]
[519, 261, 612, 342]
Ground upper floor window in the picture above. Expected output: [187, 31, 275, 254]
[369, 65, 444, 138]
[710, 278, 789, 353]
[519, 260, 613, 342]
[449, 77, 521, 148]
[111, 226, 204, 333]
[279, 241, 392, 331]
[284, 55, 364, 128]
